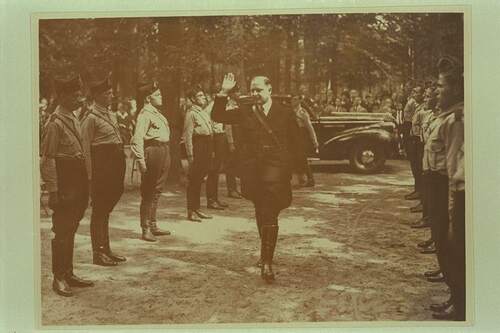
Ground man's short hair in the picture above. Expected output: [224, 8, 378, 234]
[186, 85, 204, 101]
[54, 75, 82, 97]
[88, 74, 112, 96]
[251, 76, 272, 86]
[437, 55, 463, 90]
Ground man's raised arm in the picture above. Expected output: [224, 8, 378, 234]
[211, 73, 240, 124]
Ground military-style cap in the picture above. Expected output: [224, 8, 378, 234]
[89, 74, 112, 95]
[54, 75, 82, 96]
[437, 55, 463, 77]
[137, 81, 160, 96]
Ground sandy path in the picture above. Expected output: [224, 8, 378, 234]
[39, 160, 449, 326]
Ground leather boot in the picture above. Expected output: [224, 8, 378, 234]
[305, 168, 315, 187]
[304, 179, 315, 187]
[93, 247, 118, 266]
[66, 273, 94, 288]
[228, 190, 242, 199]
[424, 269, 441, 278]
[429, 298, 453, 312]
[427, 272, 445, 282]
[149, 192, 161, 224]
[216, 200, 228, 208]
[410, 202, 423, 213]
[102, 216, 126, 262]
[404, 191, 420, 200]
[255, 223, 262, 267]
[261, 225, 279, 283]
[256, 220, 262, 239]
[207, 199, 225, 210]
[53, 275, 73, 297]
[51, 239, 73, 297]
[140, 202, 156, 241]
[255, 258, 263, 268]
[141, 227, 157, 242]
[194, 209, 212, 219]
[432, 304, 456, 320]
[418, 238, 434, 248]
[90, 213, 100, 255]
[150, 221, 171, 236]
[187, 210, 202, 222]
[65, 236, 94, 287]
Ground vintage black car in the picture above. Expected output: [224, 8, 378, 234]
[236, 95, 397, 173]
[310, 112, 397, 173]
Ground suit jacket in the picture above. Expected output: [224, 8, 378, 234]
[211, 95, 300, 209]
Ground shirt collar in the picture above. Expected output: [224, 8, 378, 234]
[93, 103, 110, 115]
[438, 101, 463, 119]
[55, 105, 76, 120]
[190, 104, 204, 113]
[262, 98, 272, 116]
[143, 103, 161, 115]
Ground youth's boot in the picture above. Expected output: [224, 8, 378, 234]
[51, 239, 73, 297]
[65, 236, 94, 287]
[103, 214, 126, 262]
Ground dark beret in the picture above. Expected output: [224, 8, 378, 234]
[437, 56, 463, 77]
[89, 75, 112, 95]
[54, 75, 82, 96]
[137, 81, 160, 96]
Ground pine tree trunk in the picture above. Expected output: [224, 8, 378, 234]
[158, 17, 183, 185]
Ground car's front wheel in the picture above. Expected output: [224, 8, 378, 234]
[349, 141, 386, 173]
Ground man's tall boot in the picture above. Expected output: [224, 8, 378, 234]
[150, 221, 171, 236]
[255, 212, 263, 267]
[150, 192, 160, 223]
[90, 213, 100, 256]
[91, 214, 118, 265]
[140, 200, 156, 242]
[261, 225, 279, 284]
[65, 235, 94, 287]
[51, 239, 73, 297]
[305, 166, 315, 187]
[103, 214, 126, 262]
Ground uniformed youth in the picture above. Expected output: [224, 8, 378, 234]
[409, 87, 436, 230]
[40, 75, 94, 297]
[81, 75, 126, 266]
[183, 87, 214, 222]
[421, 57, 464, 320]
[432, 56, 465, 321]
[224, 95, 243, 199]
[130, 81, 171, 242]
[206, 109, 229, 210]
[291, 95, 319, 187]
[414, 87, 439, 245]
[211, 73, 300, 283]
[403, 87, 424, 201]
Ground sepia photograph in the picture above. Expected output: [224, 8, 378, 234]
[34, 8, 468, 327]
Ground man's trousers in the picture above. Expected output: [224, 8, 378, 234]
[140, 142, 170, 228]
[51, 158, 89, 278]
[90, 144, 126, 252]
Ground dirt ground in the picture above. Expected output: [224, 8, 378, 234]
[39, 159, 450, 326]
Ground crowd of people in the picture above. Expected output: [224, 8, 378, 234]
[397, 56, 465, 321]
[310, 88, 406, 118]
[39, 56, 465, 321]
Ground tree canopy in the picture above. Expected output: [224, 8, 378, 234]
[39, 13, 463, 101]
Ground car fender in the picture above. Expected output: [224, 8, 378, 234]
[323, 126, 393, 147]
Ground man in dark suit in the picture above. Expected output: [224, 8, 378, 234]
[211, 73, 299, 283]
